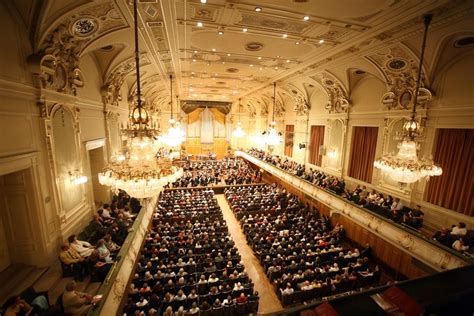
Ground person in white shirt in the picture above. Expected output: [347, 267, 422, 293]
[68, 235, 94, 257]
[390, 198, 403, 211]
[451, 222, 467, 236]
[281, 283, 294, 295]
[452, 238, 469, 251]
[101, 204, 112, 218]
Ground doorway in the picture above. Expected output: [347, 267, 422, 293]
[88, 146, 110, 208]
[0, 169, 43, 272]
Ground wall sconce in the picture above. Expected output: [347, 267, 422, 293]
[69, 170, 88, 185]
[327, 148, 338, 159]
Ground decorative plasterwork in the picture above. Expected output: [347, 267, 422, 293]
[366, 44, 432, 110]
[28, 53, 85, 96]
[245, 101, 257, 118]
[311, 72, 350, 114]
[39, 2, 126, 52]
[285, 84, 310, 116]
[102, 54, 151, 106]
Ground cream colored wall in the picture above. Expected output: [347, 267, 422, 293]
[0, 3, 126, 266]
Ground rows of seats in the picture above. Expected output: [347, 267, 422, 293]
[246, 148, 424, 230]
[123, 188, 259, 316]
[169, 157, 261, 188]
[224, 185, 380, 306]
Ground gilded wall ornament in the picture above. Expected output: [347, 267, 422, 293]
[310, 71, 350, 114]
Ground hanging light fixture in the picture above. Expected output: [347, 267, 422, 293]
[158, 75, 186, 147]
[98, 0, 183, 198]
[262, 82, 283, 146]
[374, 14, 442, 184]
[232, 98, 246, 138]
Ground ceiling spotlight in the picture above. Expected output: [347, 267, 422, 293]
[259, 67, 263, 70]
[319, 39, 325, 44]
[249, 64, 254, 67]
[200, 0, 207, 3]
[295, 41, 300, 45]
[227, 53, 231, 56]
[274, 66, 279, 70]
[192, 59, 197, 62]
[218, 30, 224, 35]
[283, 34, 288, 38]
[303, 15, 310, 21]
[196, 22, 203, 27]
[276, 55, 281, 58]
[255, 7, 262, 12]
[233, 90, 238, 94]
[212, 48, 216, 52]
[243, 28, 248, 32]
[194, 50, 198, 53]
[286, 59, 290, 63]
[191, 71, 195, 74]
[257, 56, 262, 60]
[222, 61, 226, 64]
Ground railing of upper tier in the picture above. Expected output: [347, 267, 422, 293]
[236, 151, 473, 271]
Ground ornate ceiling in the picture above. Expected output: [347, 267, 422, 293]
[8, 0, 474, 114]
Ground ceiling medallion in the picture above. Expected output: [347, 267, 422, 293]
[72, 18, 97, 36]
[245, 42, 264, 51]
[387, 58, 408, 71]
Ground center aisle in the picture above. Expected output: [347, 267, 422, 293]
[216, 194, 283, 315]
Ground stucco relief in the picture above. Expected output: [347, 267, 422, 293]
[310, 72, 350, 114]
[365, 44, 433, 110]
[102, 54, 151, 106]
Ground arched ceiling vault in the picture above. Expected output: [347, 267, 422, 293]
[12, 0, 474, 114]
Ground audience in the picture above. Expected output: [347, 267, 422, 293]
[123, 188, 259, 315]
[61, 281, 93, 315]
[58, 190, 141, 282]
[225, 184, 380, 306]
[246, 148, 423, 230]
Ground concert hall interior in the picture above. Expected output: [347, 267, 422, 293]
[0, 0, 473, 315]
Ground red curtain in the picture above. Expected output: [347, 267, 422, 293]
[309, 125, 325, 166]
[348, 126, 378, 183]
[284, 125, 294, 157]
[426, 129, 474, 216]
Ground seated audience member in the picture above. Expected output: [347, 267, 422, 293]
[68, 234, 94, 258]
[59, 243, 87, 281]
[451, 222, 467, 236]
[96, 239, 113, 262]
[104, 234, 121, 253]
[433, 229, 454, 247]
[408, 205, 424, 228]
[2, 296, 33, 316]
[452, 238, 469, 252]
[62, 281, 93, 316]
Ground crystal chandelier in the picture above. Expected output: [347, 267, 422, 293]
[374, 14, 442, 184]
[262, 82, 283, 146]
[232, 98, 246, 138]
[158, 75, 186, 147]
[98, 0, 183, 198]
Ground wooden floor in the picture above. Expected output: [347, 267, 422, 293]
[216, 195, 283, 315]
